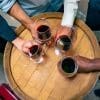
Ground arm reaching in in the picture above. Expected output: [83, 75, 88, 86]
[75, 56, 100, 72]
[8, 2, 36, 37]
[8, 2, 34, 30]
[56, 0, 80, 39]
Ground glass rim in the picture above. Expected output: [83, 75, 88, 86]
[37, 25, 50, 33]
[57, 56, 78, 77]
[37, 35, 52, 42]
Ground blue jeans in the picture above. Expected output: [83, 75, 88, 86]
[86, 0, 100, 30]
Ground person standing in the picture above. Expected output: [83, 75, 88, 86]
[0, 0, 80, 46]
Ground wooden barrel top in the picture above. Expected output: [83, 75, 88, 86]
[4, 12, 100, 100]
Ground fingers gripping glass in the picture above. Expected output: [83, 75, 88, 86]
[55, 27, 76, 56]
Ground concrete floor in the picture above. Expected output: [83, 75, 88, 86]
[0, 11, 100, 100]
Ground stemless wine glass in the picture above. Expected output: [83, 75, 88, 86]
[55, 35, 72, 56]
[57, 56, 78, 78]
[54, 26, 77, 56]
[33, 18, 52, 45]
[28, 44, 44, 63]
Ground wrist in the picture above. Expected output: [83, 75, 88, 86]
[24, 17, 34, 31]
[27, 22, 34, 31]
[60, 25, 72, 37]
[88, 59, 95, 71]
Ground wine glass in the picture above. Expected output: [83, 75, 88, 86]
[33, 18, 52, 45]
[57, 56, 78, 77]
[28, 44, 44, 63]
[55, 35, 72, 56]
[23, 44, 44, 66]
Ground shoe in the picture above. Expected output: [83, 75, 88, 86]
[0, 37, 7, 53]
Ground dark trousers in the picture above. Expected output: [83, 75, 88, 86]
[86, 0, 100, 30]
[0, 37, 7, 53]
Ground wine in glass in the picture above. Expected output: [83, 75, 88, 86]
[28, 44, 43, 63]
[37, 24, 51, 43]
[55, 35, 71, 56]
[34, 18, 52, 44]
[57, 56, 78, 77]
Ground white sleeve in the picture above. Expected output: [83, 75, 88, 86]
[61, 0, 80, 27]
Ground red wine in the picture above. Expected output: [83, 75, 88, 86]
[29, 45, 42, 58]
[61, 57, 75, 73]
[37, 25, 51, 40]
[57, 35, 71, 51]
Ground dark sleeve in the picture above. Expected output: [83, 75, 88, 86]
[0, 15, 17, 42]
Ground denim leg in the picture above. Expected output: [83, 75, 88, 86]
[86, 0, 100, 30]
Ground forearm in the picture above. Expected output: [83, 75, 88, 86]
[61, 0, 80, 27]
[8, 2, 34, 30]
[90, 58, 100, 71]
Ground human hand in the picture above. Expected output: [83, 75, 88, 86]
[55, 25, 72, 41]
[27, 23, 37, 39]
[74, 56, 93, 73]
[28, 18, 50, 40]
[12, 37, 34, 54]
